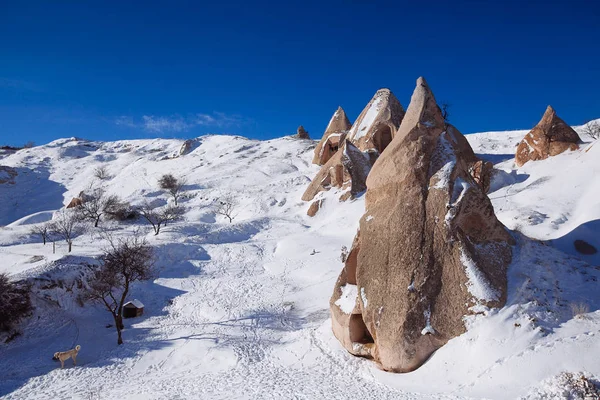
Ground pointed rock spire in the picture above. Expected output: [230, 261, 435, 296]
[347, 88, 405, 154]
[312, 107, 352, 165]
[515, 105, 581, 166]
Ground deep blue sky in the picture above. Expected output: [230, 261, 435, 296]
[1, 1, 599, 146]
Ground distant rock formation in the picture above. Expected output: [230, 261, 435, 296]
[515, 106, 581, 167]
[296, 126, 310, 140]
[330, 77, 514, 372]
[303, 90, 405, 209]
[312, 107, 352, 165]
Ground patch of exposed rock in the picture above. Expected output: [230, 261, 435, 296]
[515, 106, 581, 167]
[330, 77, 514, 372]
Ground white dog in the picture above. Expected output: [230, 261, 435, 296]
[53, 345, 81, 369]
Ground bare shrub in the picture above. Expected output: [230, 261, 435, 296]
[138, 201, 185, 235]
[85, 236, 156, 344]
[23, 141, 35, 149]
[94, 166, 110, 180]
[441, 102, 451, 126]
[50, 209, 85, 252]
[214, 195, 238, 223]
[158, 174, 187, 206]
[0, 273, 33, 332]
[570, 302, 590, 319]
[583, 120, 600, 140]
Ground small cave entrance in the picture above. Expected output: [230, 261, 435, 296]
[321, 138, 340, 164]
[373, 125, 393, 154]
[349, 314, 374, 345]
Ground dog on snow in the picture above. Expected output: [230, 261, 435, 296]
[53, 345, 81, 369]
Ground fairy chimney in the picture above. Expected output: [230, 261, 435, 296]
[330, 77, 513, 372]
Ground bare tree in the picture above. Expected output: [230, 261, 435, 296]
[76, 188, 125, 228]
[441, 102, 451, 126]
[214, 195, 238, 223]
[94, 166, 110, 180]
[158, 174, 186, 206]
[138, 201, 184, 235]
[0, 273, 33, 333]
[583, 120, 600, 140]
[84, 236, 156, 345]
[51, 210, 84, 252]
[30, 221, 52, 245]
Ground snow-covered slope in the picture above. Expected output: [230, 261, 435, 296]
[0, 127, 599, 399]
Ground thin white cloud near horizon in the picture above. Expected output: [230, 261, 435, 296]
[115, 112, 249, 133]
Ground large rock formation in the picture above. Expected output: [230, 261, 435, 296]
[330, 77, 514, 372]
[312, 107, 352, 165]
[303, 90, 405, 206]
[515, 106, 581, 167]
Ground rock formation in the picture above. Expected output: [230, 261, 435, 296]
[515, 106, 581, 167]
[330, 77, 514, 372]
[346, 88, 405, 154]
[303, 90, 405, 208]
[296, 126, 310, 140]
[312, 107, 352, 165]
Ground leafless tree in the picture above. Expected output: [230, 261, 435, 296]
[94, 166, 110, 180]
[583, 120, 600, 140]
[75, 188, 125, 228]
[51, 210, 84, 252]
[30, 221, 52, 245]
[138, 201, 185, 235]
[214, 195, 238, 223]
[0, 273, 33, 332]
[158, 174, 187, 206]
[441, 102, 451, 126]
[84, 236, 156, 344]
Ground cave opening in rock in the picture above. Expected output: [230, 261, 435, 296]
[373, 125, 393, 154]
[349, 314, 374, 344]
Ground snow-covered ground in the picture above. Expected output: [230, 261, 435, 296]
[0, 125, 599, 399]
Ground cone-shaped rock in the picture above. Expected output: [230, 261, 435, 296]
[312, 107, 352, 165]
[297, 125, 310, 140]
[515, 106, 581, 167]
[330, 77, 514, 372]
[347, 88, 405, 153]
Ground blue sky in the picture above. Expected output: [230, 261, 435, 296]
[1, 1, 599, 146]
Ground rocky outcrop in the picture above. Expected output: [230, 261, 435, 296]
[515, 106, 581, 167]
[296, 126, 310, 140]
[0, 166, 18, 184]
[346, 88, 405, 153]
[330, 77, 514, 372]
[66, 197, 83, 209]
[307, 199, 324, 217]
[303, 90, 406, 207]
[312, 107, 352, 165]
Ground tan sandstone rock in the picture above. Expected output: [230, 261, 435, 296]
[346, 88, 405, 153]
[312, 107, 352, 165]
[303, 90, 406, 204]
[330, 77, 514, 372]
[296, 126, 310, 140]
[307, 198, 324, 217]
[515, 106, 581, 167]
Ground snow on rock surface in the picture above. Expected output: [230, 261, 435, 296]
[334, 284, 358, 314]
[0, 123, 598, 399]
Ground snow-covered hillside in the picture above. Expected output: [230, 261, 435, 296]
[0, 127, 599, 399]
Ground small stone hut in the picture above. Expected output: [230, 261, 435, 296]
[123, 299, 144, 318]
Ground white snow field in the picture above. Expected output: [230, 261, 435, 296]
[0, 125, 599, 399]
